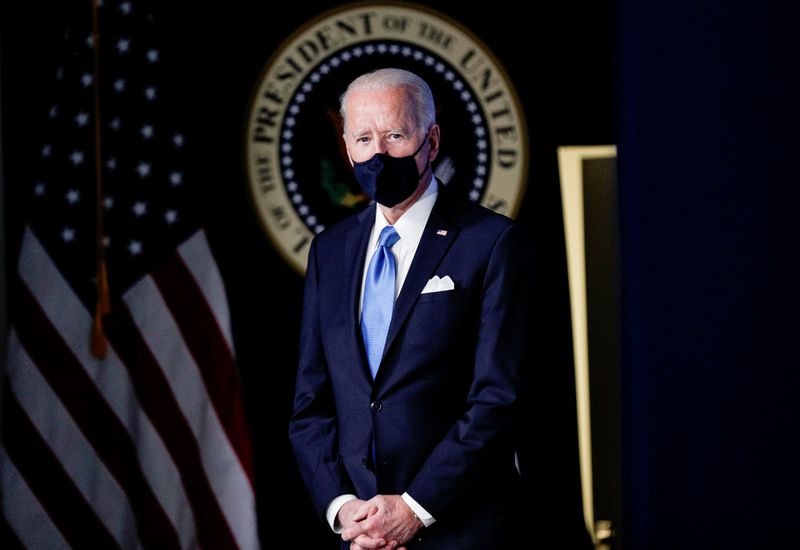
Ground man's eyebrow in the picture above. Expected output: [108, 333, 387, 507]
[382, 126, 411, 135]
[350, 126, 410, 138]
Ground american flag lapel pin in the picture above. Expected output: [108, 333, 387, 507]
[436, 229, 448, 236]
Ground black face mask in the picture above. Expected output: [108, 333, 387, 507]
[352, 132, 430, 207]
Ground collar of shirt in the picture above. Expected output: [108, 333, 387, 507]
[360, 177, 439, 311]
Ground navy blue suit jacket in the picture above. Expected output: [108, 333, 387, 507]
[289, 189, 527, 548]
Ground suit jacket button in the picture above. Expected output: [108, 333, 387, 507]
[370, 401, 383, 412]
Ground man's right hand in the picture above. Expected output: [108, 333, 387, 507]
[339, 499, 402, 549]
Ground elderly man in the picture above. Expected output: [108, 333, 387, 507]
[289, 68, 527, 549]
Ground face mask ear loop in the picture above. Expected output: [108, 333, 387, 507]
[414, 127, 432, 180]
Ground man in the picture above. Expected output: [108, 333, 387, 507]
[289, 68, 527, 549]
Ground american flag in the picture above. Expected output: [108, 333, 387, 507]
[1, 1, 259, 548]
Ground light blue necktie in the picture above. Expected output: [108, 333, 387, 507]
[361, 225, 400, 379]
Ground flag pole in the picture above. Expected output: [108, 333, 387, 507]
[89, 0, 111, 359]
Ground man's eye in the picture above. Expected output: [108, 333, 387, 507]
[387, 133, 404, 141]
[357, 136, 370, 144]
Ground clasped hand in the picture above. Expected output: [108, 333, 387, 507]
[339, 495, 423, 550]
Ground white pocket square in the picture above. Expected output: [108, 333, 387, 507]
[421, 275, 455, 294]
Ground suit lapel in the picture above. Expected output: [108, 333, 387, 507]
[375, 193, 460, 385]
[345, 204, 376, 383]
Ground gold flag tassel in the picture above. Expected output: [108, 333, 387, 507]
[91, 259, 111, 358]
[89, 0, 110, 359]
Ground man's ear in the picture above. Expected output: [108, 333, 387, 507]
[343, 134, 355, 167]
[342, 134, 353, 166]
[428, 124, 441, 162]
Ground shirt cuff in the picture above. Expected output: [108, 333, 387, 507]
[401, 492, 436, 527]
[325, 494, 358, 533]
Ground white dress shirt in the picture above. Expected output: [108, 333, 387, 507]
[325, 177, 440, 533]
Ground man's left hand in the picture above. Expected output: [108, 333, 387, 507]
[341, 494, 422, 548]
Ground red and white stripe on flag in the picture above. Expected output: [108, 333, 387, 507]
[1, 227, 259, 549]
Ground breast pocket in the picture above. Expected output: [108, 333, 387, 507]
[416, 289, 457, 304]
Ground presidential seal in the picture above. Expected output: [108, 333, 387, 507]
[245, 2, 528, 274]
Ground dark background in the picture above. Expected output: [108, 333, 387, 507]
[4, 0, 798, 548]
[618, 1, 800, 548]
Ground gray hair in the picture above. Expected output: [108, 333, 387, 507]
[340, 68, 436, 136]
